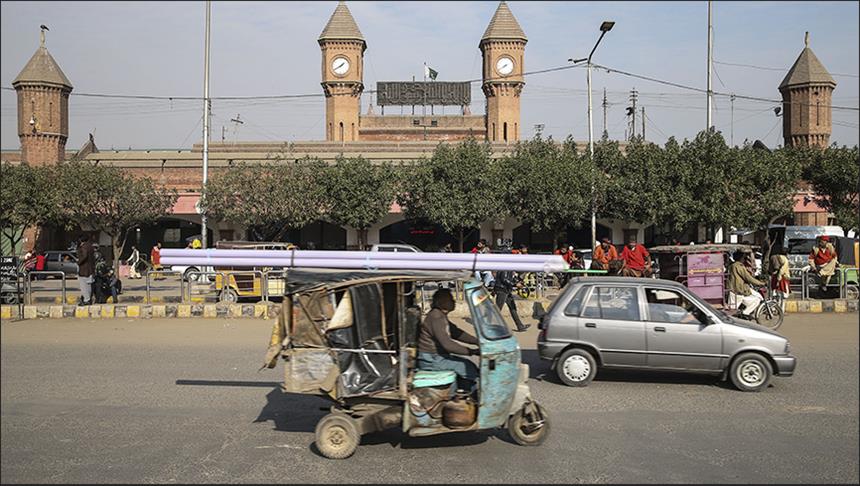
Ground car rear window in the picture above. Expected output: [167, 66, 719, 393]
[581, 287, 640, 321]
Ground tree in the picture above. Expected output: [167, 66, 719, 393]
[497, 135, 595, 247]
[202, 158, 330, 242]
[325, 156, 399, 249]
[0, 162, 54, 253]
[53, 162, 177, 271]
[803, 145, 860, 235]
[678, 129, 737, 233]
[397, 138, 501, 252]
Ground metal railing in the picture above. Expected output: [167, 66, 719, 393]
[800, 265, 857, 300]
[262, 269, 288, 302]
[184, 270, 227, 303]
[25, 271, 67, 305]
[145, 270, 183, 304]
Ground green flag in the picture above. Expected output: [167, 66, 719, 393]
[424, 64, 438, 81]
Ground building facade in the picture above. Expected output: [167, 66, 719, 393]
[3, 4, 842, 255]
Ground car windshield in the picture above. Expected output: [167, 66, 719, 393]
[468, 287, 511, 340]
[787, 238, 816, 255]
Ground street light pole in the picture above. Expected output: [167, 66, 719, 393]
[572, 20, 614, 252]
[201, 0, 211, 249]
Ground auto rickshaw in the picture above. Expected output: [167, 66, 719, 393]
[213, 241, 293, 302]
[261, 269, 550, 459]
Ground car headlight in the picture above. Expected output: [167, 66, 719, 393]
[784, 341, 791, 354]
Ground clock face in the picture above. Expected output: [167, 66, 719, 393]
[332, 57, 350, 76]
[496, 56, 514, 76]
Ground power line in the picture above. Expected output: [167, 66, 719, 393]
[714, 60, 859, 78]
[592, 63, 860, 111]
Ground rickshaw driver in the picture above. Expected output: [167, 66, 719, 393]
[417, 289, 481, 391]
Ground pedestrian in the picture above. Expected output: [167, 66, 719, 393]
[441, 243, 453, 253]
[126, 245, 141, 279]
[493, 270, 530, 332]
[769, 248, 791, 310]
[620, 235, 653, 277]
[76, 234, 94, 306]
[591, 237, 618, 271]
[150, 241, 163, 280]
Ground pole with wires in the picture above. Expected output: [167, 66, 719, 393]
[707, 0, 713, 130]
[201, 0, 211, 249]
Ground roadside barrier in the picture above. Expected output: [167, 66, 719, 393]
[184, 270, 225, 303]
[145, 270, 183, 304]
[26, 271, 67, 305]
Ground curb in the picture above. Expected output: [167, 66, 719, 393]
[1, 303, 281, 321]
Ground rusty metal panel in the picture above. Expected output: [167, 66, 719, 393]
[376, 81, 471, 106]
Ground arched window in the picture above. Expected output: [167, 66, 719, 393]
[503, 122, 508, 142]
[49, 101, 53, 128]
[351, 123, 355, 141]
[339, 122, 344, 141]
[492, 123, 496, 141]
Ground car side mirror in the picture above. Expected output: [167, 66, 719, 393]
[532, 302, 547, 320]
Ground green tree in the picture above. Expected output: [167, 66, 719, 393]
[202, 158, 330, 242]
[325, 156, 399, 249]
[498, 135, 595, 247]
[678, 129, 736, 233]
[397, 138, 500, 252]
[803, 145, 860, 235]
[0, 162, 55, 253]
[53, 162, 177, 271]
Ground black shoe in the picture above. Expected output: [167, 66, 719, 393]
[514, 324, 531, 332]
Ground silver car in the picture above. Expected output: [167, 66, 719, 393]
[536, 277, 796, 392]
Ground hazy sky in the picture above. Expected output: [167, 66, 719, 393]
[2, 1, 858, 151]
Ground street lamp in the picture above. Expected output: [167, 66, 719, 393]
[570, 20, 614, 252]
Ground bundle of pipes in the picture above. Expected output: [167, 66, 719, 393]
[160, 249, 569, 273]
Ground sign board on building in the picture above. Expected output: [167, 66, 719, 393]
[376, 81, 471, 106]
[0, 256, 19, 283]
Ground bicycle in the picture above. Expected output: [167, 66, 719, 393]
[731, 286, 784, 331]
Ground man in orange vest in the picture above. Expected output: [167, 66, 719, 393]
[592, 237, 618, 271]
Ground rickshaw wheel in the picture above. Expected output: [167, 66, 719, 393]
[507, 400, 550, 446]
[219, 288, 238, 304]
[315, 413, 360, 459]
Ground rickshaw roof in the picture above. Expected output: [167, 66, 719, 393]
[649, 243, 759, 254]
[285, 268, 472, 294]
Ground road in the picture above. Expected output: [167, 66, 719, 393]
[1, 313, 857, 483]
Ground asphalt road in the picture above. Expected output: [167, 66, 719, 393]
[1, 313, 857, 484]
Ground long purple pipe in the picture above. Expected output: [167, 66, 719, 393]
[159, 256, 568, 273]
[161, 248, 561, 263]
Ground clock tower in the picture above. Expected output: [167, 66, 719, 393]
[480, 1, 526, 143]
[319, 1, 365, 142]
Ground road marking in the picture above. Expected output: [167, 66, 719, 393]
[254, 444, 304, 450]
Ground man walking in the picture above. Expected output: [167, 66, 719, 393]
[76, 234, 94, 305]
[150, 242, 163, 280]
[494, 270, 530, 332]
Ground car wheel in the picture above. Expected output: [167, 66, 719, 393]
[556, 348, 597, 387]
[315, 413, 360, 459]
[507, 400, 550, 446]
[219, 288, 239, 304]
[183, 267, 200, 282]
[729, 352, 773, 392]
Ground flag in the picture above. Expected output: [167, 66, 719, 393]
[424, 64, 438, 81]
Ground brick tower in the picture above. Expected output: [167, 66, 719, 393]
[480, 1, 527, 143]
[319, 1, 365, 142]
[779, 32, 836, 148]
[13, 26, 73, 165]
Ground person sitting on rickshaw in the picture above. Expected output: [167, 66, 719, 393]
[728, 250, 766, 319]
[417, 289, 480, 391]
[809, 235, 838, 293]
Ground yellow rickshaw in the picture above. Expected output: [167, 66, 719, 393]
[213, 241, 294, 303]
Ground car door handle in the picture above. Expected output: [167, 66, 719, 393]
[654, 326, 666, 332]
[585, 322, 597, 328]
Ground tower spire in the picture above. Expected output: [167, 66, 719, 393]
[39, 24, 48, 47]
[804, 31, 809, 47]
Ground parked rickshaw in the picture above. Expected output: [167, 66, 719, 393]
[261, 269, 550, 459]
[213, 241, 294, 302]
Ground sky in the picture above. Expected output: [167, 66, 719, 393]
[1, 1, 858, 151]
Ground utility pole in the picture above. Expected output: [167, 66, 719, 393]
[641, 106, 645, 140]
[200, 0, 211, 249]
[628, 88, 638, 139]
[221, 126, 226, 142]
[230, 114, 243, 146]
[730, 94, 735, 146]
[707, 0, 713, 131]
[602, 88, 608, 139]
